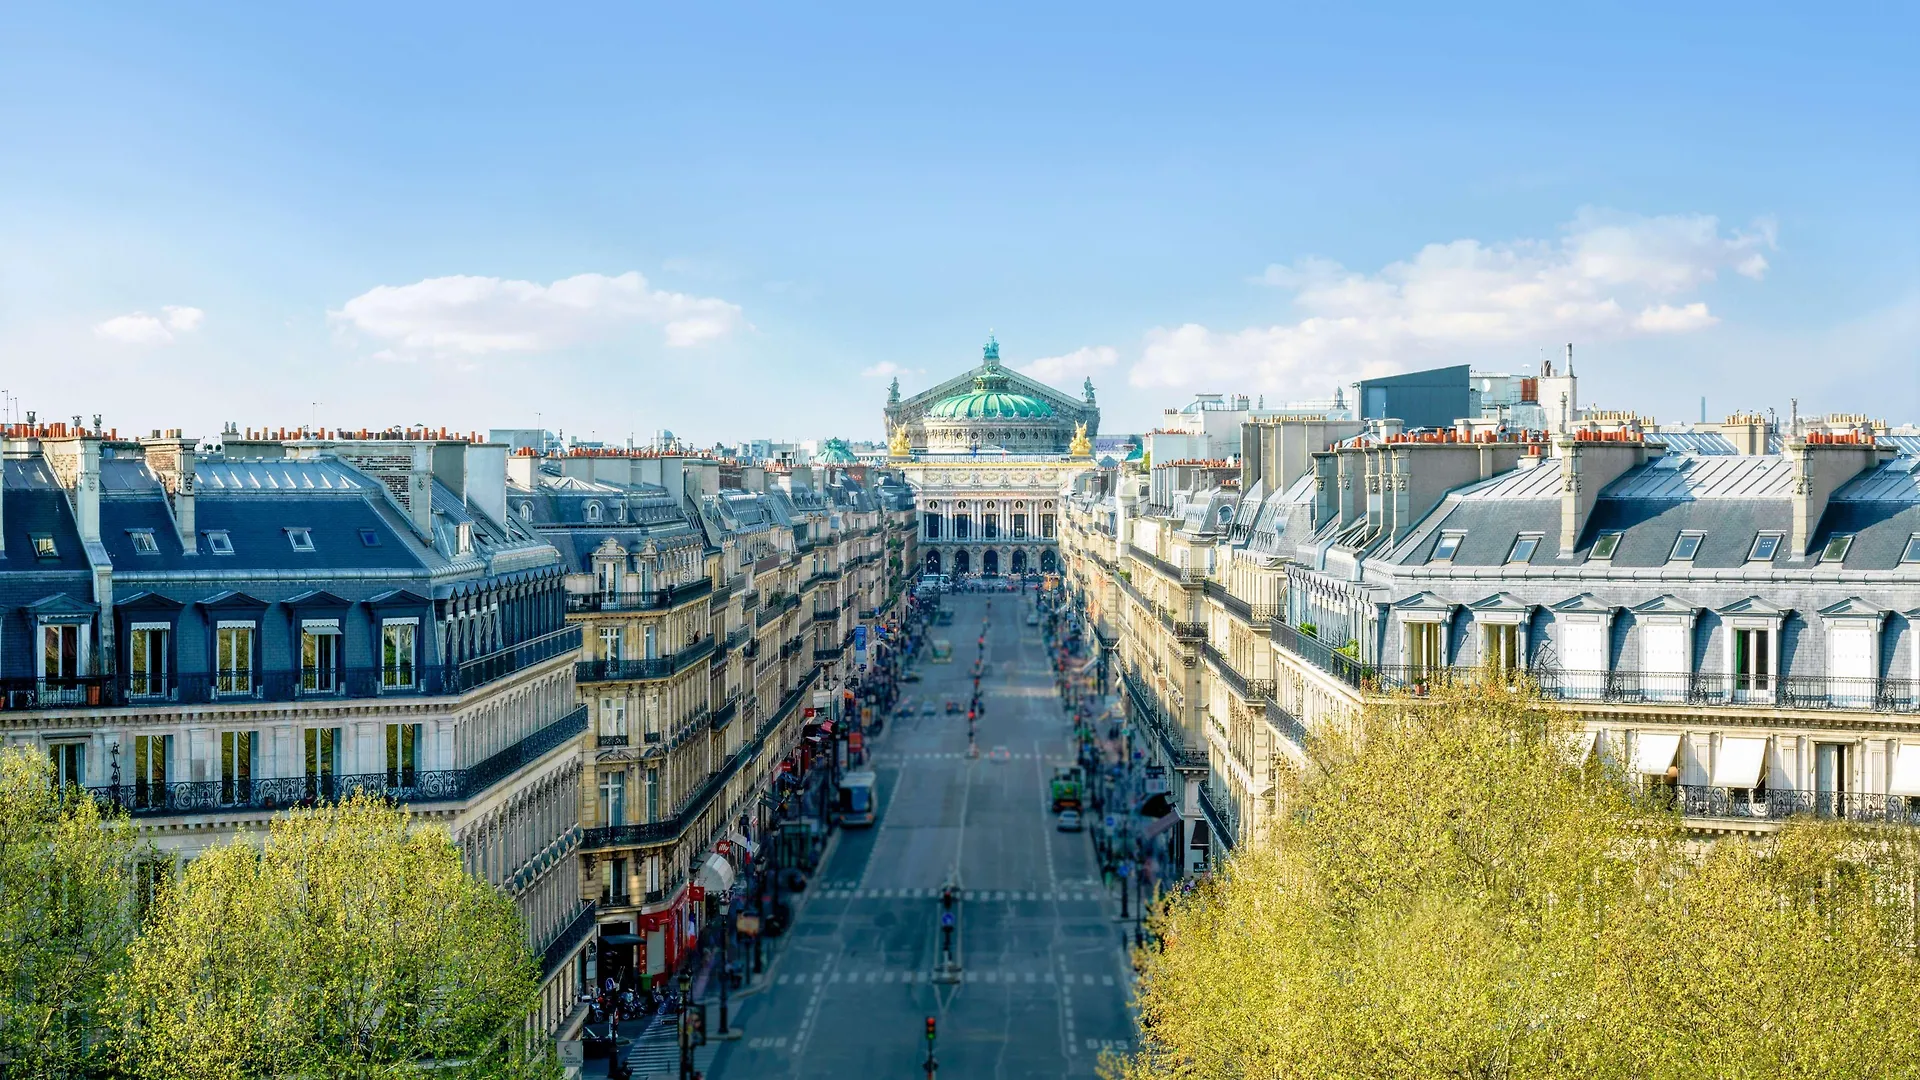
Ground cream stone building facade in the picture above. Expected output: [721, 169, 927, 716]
[885, 338, 1101, 577]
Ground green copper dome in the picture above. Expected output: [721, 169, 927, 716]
[927, 348, 1054, 421]
[813, 437, 859, 465]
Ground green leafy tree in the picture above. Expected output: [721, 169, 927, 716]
[114, 794, 553, 1080]
[1110, 676, 1920, 1080]
[0, 746, 146, 1078]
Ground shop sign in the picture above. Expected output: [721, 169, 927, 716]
[690, 884, 706, 901]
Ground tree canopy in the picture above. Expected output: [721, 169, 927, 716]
[113, 794, 551, 1080]
[1111, 677, 1920, 1080]
[0, 747, 146, 1079]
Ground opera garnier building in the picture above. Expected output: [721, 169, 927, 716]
[883, 337, 1101, 578]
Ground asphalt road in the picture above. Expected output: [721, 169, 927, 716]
[704, 593, 1137, 1079]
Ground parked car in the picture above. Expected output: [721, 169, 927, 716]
[945, 701, 960, 714]
[1025, 614, 1038, 626]
[922, 702, 937, 716]
[1056, 810, 1083, 832]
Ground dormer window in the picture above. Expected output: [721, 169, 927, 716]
[456, 522, 473, 555]
[1821, 534, 1854, 563]
[286, 528, 314, 552]
[129, 529, 159, 555]
[585, 501, 602, 523]
[206, 531, 234, 555]
[31, 534, 56, 559]
[518, 503, 533, 523]
[1507, 534, 1541, 564]
[1669, 532, 1704, 562]
[1748, 533, 1782, 562]
[1431, 532, 1464, 562]
[615, 503, 627, 522]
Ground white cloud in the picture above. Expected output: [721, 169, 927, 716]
[861, 361, 923, 379]
[94, 305, 206, 346]
[332, 271, 744, 360]
[1134, 210, 1776, 396]
[1018, 345, 1118, 387]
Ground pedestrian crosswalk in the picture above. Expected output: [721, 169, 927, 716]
[771, 967, 1128, 988]
[814, 884, 1105, 903]
[871, 750, 1045, 761]
[618, 1014, 719, 1078]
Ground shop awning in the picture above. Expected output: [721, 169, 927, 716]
[727, 831, 758, 858]
[696, 853, 735, 894]
[1144, 812, 1180, 840]
[1710, 737, 1768, 789]
[1891, 745, 1920, 798]
[598, 933, 644, 946]
[1630, 732, 1682, 776]
[1137, 792, 1173, 819]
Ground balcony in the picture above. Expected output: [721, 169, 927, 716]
[565, 578, 715, 613]
[1674, 785, 1920, 827]
[574, 638, 717, 683]
[1173, 621, 1206, 642]
[1270, 620, 1369, 689]
[712, 695, 739, 728]
[1264, 700, 1308, 751]
[756, 593, 802, 628]
[583, 671, 818, 854]
[1197, 782, 1239, 852]
[1122, 668, 1208, 771]
[89, 704, 588, 817]
[597, 733, 630, 748]
[540, 901, 598, 979]
[5, 626, 582, 712]
[814, 645, 844, 662]
[812, 605, 841, 623]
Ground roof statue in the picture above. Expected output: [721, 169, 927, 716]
[888, 422, 912, 458]
[983, 335, 1000, 364]
[1070, 422, 1092, 458]
[887, 376, 901, 405]
[1083, 376, 1096, 403]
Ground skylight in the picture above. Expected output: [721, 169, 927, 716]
[1507, 535, 1540, 563]
[1903, 534, 1920, 564]
[1670, 532, 1704, 561]
[1749, 533, 1782, 562]
[1589, 531, 1622, 560]
[130, 530, 158, 555]
[287, 527, 314, 552]
[1431, 532, 1463, 561]
[1821, 534, 1854, 563]
[206, 531, 233, 555]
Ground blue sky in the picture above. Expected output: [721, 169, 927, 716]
[2, 4, 1915, 444]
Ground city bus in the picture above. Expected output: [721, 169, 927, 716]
[836, 770, 878, 827]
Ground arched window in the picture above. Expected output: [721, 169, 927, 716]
[585, 501, 602, 523]
[518, 503, 533, 522]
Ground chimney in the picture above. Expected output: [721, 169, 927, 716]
[407, 442, 434, 538]
[141, 432, 198, 554]
[1788, 435, 1892, 559]
[1557, 432, 1660, 554]
[44, 433, 103, 546]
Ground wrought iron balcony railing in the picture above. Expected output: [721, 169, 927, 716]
[574, 638, 716, 683]
[89, 705, 586, 817]
[565, 578, 714, 613]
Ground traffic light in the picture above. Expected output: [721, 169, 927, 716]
[925, 1016, 937, 1042]
[941, 886, 955, 911]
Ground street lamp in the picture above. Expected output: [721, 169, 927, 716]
[678, 969, 695, 1080]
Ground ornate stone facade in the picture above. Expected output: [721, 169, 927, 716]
[887, 339, 1102, 577]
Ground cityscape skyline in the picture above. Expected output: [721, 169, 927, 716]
[3, 5, 1915, 442]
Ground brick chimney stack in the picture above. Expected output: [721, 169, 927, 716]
[141, 431, 198, 554]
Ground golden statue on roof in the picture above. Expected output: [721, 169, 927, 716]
[1069, 421, 1092, 458]
[888, 422, 913, 458]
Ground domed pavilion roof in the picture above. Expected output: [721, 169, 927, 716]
[927, 339, 1055, 420]
[813, 438, 859, 465]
